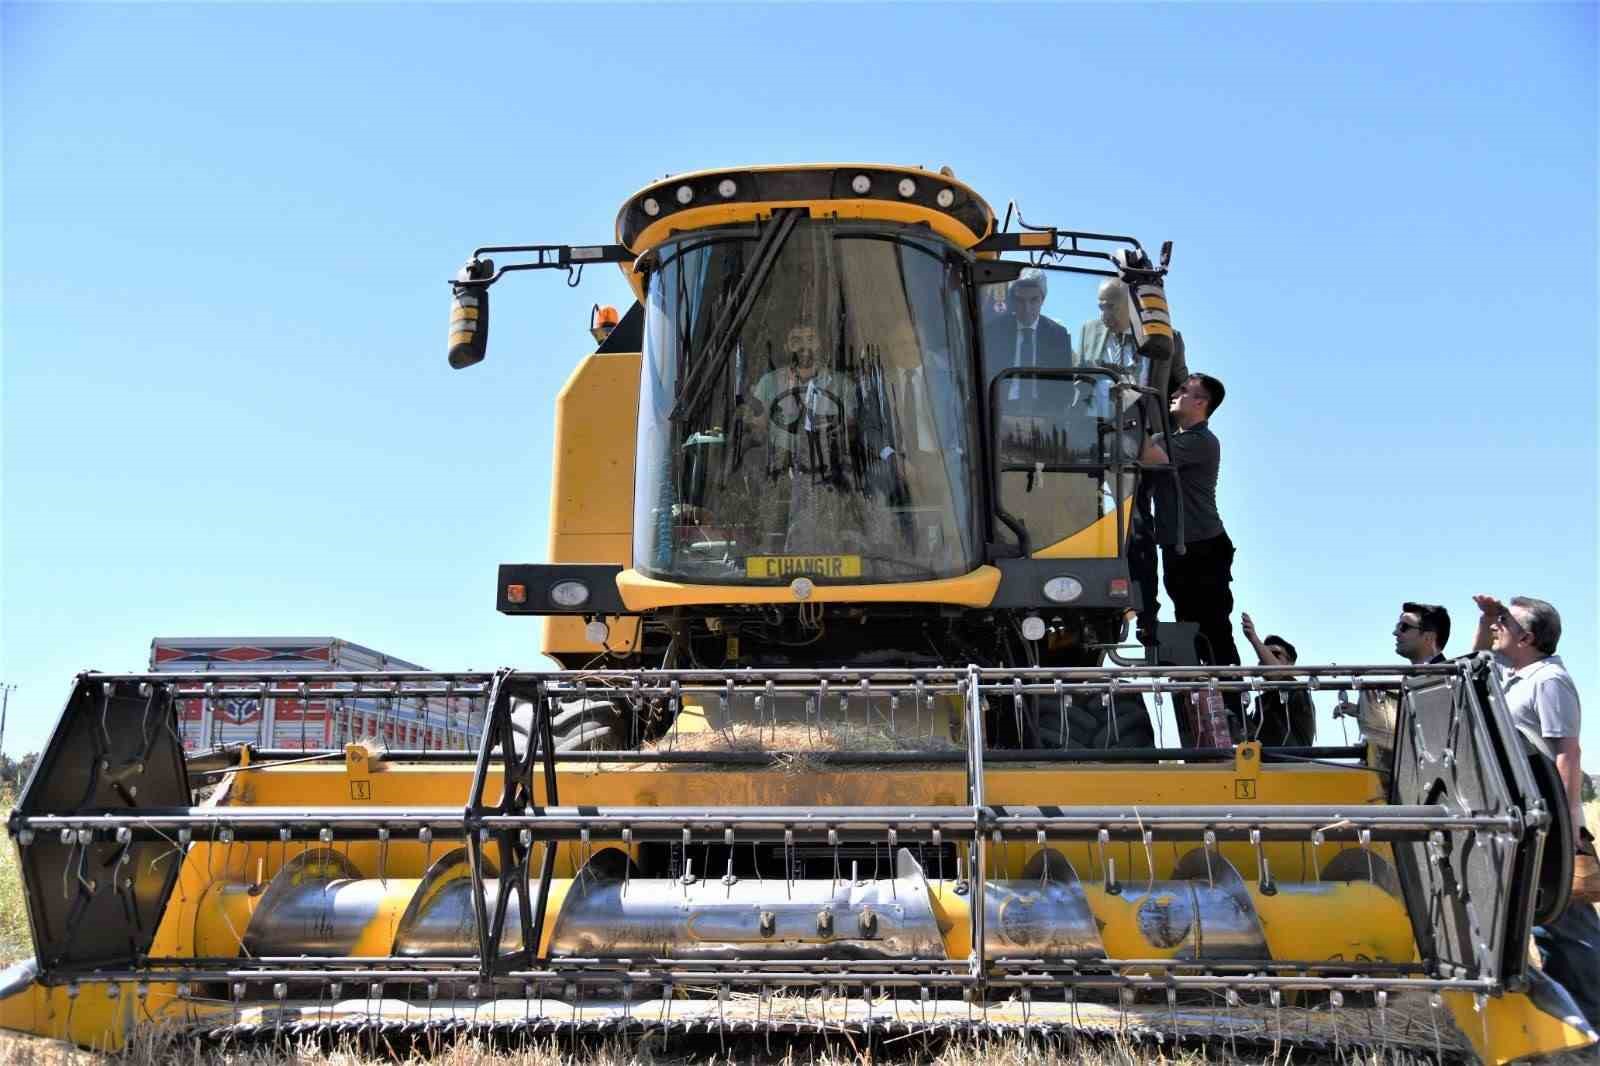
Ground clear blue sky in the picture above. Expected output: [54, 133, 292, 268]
[3, 4, 1595, 764]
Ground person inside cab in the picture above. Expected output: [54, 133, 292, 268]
[740, 324, 905, 557]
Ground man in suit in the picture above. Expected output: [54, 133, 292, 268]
[982, 268, 1073, 403]
[1393, 602, 1451, 665]
[1079, 278, 1189, 647]
[981, 269, 1086, 555]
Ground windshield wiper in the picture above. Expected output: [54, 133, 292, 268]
[669, 208, 803, 424]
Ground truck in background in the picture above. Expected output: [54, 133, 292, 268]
[150, 637, 483, 751]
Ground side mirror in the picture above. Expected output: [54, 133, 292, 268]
[972, 259, 1025, 287]
[447, 258, 494, 369]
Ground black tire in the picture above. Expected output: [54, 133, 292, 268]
[1525, 737, 1575, 926]
[506, 698, 623, 757]
[1036, 692, 1155, 749]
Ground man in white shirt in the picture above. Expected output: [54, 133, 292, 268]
[1472, 593, 1599, 1025]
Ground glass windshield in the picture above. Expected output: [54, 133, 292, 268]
[635, 219, 982, 584]
[978, 270, 1152, 553]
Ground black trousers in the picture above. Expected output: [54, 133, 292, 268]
[1161, 532, 1242, 669]
[1128, 482, 1160, 640]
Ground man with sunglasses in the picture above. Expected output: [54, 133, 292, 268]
[1393, 602, 1450, 665]
[1141, 375, 1240, 679]
[1472, 594, 1600, 1025]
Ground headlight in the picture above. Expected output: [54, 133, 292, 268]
[549, 580, 591, 608]
[1042, 576, 1084, 603]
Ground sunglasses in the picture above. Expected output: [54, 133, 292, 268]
[1492, 611, 1529, 638]
[1393, 622, 1423, 634]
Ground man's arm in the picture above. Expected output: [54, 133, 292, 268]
[1535, 676, 1586, 843]
[1167, 330, 1189, 398]
[1554, 735, 1585, 845]
[1470, 594, 1503, 652]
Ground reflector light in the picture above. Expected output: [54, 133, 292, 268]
[851, 174, 872, 195]
[717, 179, 737, 199]
[642, 197, 661, 217]
[550, 580, 591, 608]
[1042, 576, 1084, 603]
[505, 584, 528, 605]
[935, 188, 955, 208]
[897, 178, 916, 198]
[675, 185, 694, 205]
[1108, 578, 1131, 599]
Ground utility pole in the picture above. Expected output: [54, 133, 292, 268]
[0, 683, 14, 758]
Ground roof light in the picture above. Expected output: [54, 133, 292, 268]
[850, 174, 872, 195]
[1043, 576, 1084, 603]
[675, 184, 694, 205]
[897, 178, 916, 198]
[717, 179, 737, 199]
[549, 580, 591, 608]
[642, 197, 661, 217]
[935, 188, 956, 208]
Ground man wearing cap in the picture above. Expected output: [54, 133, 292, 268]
[981, 268, 1072, 403]
[1471, 594, 1600, 1026]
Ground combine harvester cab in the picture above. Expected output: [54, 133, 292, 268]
[3, 165, 1594, 1063]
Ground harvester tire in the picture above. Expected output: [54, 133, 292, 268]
[1037, 692, 1155, 749]
[507, 698, 623, 756]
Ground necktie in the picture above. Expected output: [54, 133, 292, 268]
[1025, 327, 1038, 398]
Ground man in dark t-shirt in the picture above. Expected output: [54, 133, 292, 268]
[1142, 374, 1241, 673]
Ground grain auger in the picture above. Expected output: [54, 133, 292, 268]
[1, 656, 1594, 1061]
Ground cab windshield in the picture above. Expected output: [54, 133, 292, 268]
[635, 219, 982, 584]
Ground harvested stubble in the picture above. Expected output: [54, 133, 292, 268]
[0, 1027, 1469, 1066]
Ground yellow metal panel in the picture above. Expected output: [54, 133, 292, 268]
[540, 352, 643, 658]
[1445, 987, 1597, 1064]
[548, 353, 640, 534]
[615, 565, 1002, 611]
[1033, 501, 1130, 559]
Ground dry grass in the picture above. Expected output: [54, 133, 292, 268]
[646, 721, 960, 758]
[0, 786, 29, 964]
[0, 1030, 1457, 1066]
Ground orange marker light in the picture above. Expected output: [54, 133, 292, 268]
[506, 584, 527, 605]
[589, 304, 620, 343]
[1108, 578, 1131, 599]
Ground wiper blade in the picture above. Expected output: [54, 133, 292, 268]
[669, 208, 803, 423]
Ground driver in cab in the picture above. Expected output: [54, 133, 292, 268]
[740, 324, 903, 556]
[747, 324, 872, 484]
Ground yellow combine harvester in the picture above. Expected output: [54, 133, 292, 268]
[2, 164, 1594, 1062]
